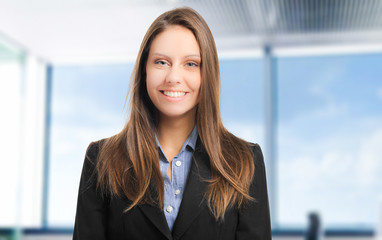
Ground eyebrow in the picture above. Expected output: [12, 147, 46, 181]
[184, 54, 201, 59]
[151, 53, 201, 59]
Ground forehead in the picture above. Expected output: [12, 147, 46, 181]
[149, 25, 200, 56]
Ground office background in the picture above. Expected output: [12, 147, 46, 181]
[1, 0, 382, 239]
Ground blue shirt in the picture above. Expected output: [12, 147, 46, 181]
[155, 126, 198, 231]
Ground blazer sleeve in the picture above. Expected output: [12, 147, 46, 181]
[235, 144, 272, 240]
[73, 141, 108, 240]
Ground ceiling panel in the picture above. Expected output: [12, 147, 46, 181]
[0, 0, 381, 63]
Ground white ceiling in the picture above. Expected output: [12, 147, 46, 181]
[0, 0, 175, 63]
[1, 0, 381, 64]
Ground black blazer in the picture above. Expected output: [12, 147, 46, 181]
[73, 138, 271, 240]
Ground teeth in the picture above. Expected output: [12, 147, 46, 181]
[163, 91, 186, 98]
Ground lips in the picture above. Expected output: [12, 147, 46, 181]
[161, 90, 187, 98]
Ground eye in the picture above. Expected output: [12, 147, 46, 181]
[186, 62, 199, 67]
[155, 60, 168, 66]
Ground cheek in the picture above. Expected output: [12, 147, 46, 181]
[146, 70, 159, 93]
[145, 76, 157, 103]
[190, 74, 202, 92]
[146, 67, 164, 88]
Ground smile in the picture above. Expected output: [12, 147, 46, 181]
[161, 91, 187, 98]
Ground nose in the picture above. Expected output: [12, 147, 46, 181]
[165, 65, 182, 84]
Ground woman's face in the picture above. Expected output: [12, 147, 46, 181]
[146, 25, 201, 122]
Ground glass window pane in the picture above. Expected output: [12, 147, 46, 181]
[277, 53, 382, 228]
[48, 64, 133, 226]
[220, 58, 265, 146]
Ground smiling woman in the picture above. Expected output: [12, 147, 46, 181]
[73, 7, 271, 240]
[146, 25, 201, 123]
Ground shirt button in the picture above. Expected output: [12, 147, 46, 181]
[175, 161, 182, 167]
[166, 206, 173, 213]
[175, 189, 181, 195]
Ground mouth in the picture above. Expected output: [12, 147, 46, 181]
[160, 90, 187, 98]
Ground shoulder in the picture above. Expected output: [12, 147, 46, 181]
[84, 138, 110, 164]
[247, 143, 265, 166]
[247, 143, 266, 182]
[81, 138, 108, 182]
[86, 139, 105, 159]
[79, 138, 108, 194]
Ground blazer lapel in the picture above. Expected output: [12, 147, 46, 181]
[138, 204, 172, 239]
[138, 181, 172, 240]
[172, 138, 211, 239]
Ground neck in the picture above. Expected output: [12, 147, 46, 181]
[157, 115, 195, 143]
[156, 112, 196, 160]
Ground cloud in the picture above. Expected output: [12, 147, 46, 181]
[48, 94, 126, 226]
[52, 93, 126, 123]
[357, 129, 382, 185]
[278, 117, 382, 225]
[224, 122, 264, 145]
[377, 87, 382, 99]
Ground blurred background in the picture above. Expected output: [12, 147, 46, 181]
[1, 0, 382, 239]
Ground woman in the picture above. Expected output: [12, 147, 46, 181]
[73, 7, 271, 240]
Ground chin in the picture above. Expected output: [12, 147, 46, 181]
[158, 108, 197, 120]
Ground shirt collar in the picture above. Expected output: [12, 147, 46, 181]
[184, 125, 198, 151]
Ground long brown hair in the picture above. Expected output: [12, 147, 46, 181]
[96, 7, 255, 220]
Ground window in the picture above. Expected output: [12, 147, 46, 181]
[46, 52, 382, 231]
[47, 58, 264, 227]
[0, 38, 46, 227]
[48, 64, 133, 226]
[220, 58, 265, 146]
[277, 53, 382, 228]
